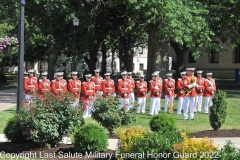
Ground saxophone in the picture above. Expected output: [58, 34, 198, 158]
[182, 76, 196, 96]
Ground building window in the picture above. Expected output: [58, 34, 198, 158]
[138, 47, 143, 54]
[210, 51, 219, 63]
[189, 52, 196, 63]
[139, 63, 144, 71]
[235, 45, 240, 63]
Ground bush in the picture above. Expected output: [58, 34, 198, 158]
[18, 92, 84, 147]
[149, 113, 177, 132]
[92, 97, 136, 135]
[73, 123, 108, 153]
[0, 73, 7, 83]
[116, 129, 183, 160]
[172, 132, 218, 160]
[209, 90, 227, 130]
[3, 115, 27, 142]
[217, 140, 240, 159]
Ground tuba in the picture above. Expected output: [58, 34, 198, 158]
[182, 76, 196, 96]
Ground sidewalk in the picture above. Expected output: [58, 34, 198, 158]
[0, 88, 240, 150]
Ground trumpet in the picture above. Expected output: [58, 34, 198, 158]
[181, 76, 197, 96]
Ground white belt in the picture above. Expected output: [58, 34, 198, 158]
[95, 85, 101, 86]
[122, 88, 128, 90]
[56, 89, 63, 90]
[73, 88, 79, 89]
[106, 88, 112, 89]
[87, 90, 93, 92]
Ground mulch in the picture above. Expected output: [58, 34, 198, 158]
[0, 130, 240, 160]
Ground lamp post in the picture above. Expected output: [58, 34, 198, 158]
[17, 0, 25, 113]
[72, 17, 79, 71]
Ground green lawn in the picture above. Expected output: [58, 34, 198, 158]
[1, 92, 239, 134]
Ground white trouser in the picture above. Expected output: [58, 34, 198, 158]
[204, 96, 213, 113]
[196, 94, 203, 112]
[137, 97, 146, 113]
[83, 100, 94, 118]
[70, 98, 79, 107]
[177, 97, 184, 114]
[129, 93, 135, 109]
[119, 98, 130, 111]
[183, 96, 195, 119]
[158, 98, 161, 111]
[24, 94, 33, 109]
[164, 95, 174, 113]
[149, 97, 159, 115]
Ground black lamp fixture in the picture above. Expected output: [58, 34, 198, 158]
[72, 17, 79, 71]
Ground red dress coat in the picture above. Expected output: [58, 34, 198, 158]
[38, 79, 51, 98]
[149, 80, 162, 98]
[183, 76, 197, 97]
[102, 79, 115, 96]
[68, 79, 81, 98]
[196, 77, 205, 95]
[136, 80, 148, 98]
[91, 76, 103, 92]
[164, 79, 175, 96]
[176, 78, 184, 98]
[51, 79, 67, 95]
[204, 79, 216, 97]
[81, 81, 95, 99]
[24, 77, 38, 94]
[128, 78, 135, 93]
[118, 79, 131, 98]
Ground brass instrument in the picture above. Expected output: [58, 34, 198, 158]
[182, 76, 197, 96]
[168, 96, 174, 113]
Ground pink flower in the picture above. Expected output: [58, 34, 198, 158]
[98, 113, 101, 116]
[25, 106, 29, 110]
[46, 106, 50, 109]
[30, 130, 33, 133]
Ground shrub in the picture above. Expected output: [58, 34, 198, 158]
[18, 92, 84, 147]
[172, 132, 219, 160]
[217, 140, 240, 159]
[73, 123, 108, 153]
[3, 115, 27, 142]
[209, 90, 227, 130]
[116, 129, 183, 160]
[92, 97, 136, 135]
[0, 73, 7, 83]
[149, 113, 177, 132]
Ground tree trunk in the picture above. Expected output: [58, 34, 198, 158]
[101, 43, 107, 74]
[147, 24, 170, 82]
[170, 39, 186, 77]
[119, 49, 124, 71]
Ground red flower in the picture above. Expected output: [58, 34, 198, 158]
[46, 106, 50, 109]
[84, 105, 87, 111]
[30, 130, 33, 133]
[22, 131, 24, 135]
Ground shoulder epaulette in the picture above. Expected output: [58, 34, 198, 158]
[39, 79, 42, 81]
[178, 78, 182, 80]
[165, 79, 168, 81]
[118, 79, 121, 81]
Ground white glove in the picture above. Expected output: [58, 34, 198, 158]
[139, 85, 143, 89]
[154, 86, 159, 89]
[188, 84, 194, 89]
[194, 84, 198, 87]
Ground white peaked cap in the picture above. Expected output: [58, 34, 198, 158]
[166, 73, 173, 76]
[180, 71, 186, 75]
[41, 72, 48, 76]
[85, 74, 92, 78]
[56, 72, 63, 76]
[206, 73, 213, 76]
[28, 69, 34, 73]
[139, 75, 145, 78]
[155, 71, 160, 74]
[197, 70, 203, 74]
[186, 68, 195, 71]
[94, 69, 100, 72]
[104, 73, 111, 76]
[127, 72, 132, 75]
[121, 71, 127, 75]
[151, 72, 158, 76]
[71, 71, 78, 75]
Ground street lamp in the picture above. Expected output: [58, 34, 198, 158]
[72, 17, 79, 71]
[17, 0, 25, 113]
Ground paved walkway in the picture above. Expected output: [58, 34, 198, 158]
[0, 88, 240, 150]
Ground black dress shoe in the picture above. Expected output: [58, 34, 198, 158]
[190, 118, 194, 120]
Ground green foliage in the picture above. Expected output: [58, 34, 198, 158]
[18, 92, 84, 147]
[73, 123, 108, 153]
[3, 115, 27, 142]
[209, 90, 227, 130]
[149, 113, 177, 132]
[0, 73, 7, 83]
[117, 130, 182, 160]
[92, 97, 136, 135]
[218, 140, 240, 159]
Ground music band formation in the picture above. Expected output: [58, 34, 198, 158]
[23, 68, 216, 120]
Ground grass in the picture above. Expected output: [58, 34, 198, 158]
[0, 92, 239, 135]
